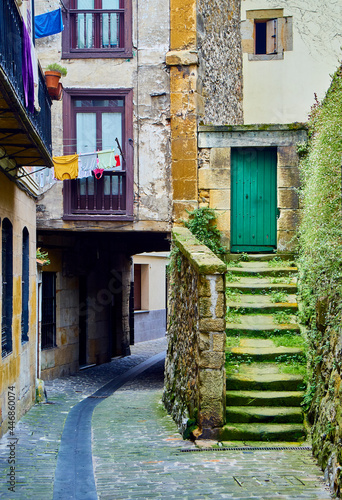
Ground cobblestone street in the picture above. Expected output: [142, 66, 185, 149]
[0, 338, 333, 500]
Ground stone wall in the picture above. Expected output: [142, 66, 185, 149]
[163, 227, 226, 439]
[197, 124, 307, 251]
[197, 0, 243, 125]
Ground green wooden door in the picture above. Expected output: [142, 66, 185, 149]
[231, 147, 277, 252]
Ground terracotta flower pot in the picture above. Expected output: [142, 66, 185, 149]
[45, 70, 61, 89]
[48, 82, 63, 101]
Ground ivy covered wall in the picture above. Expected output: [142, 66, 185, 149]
[298, 65, 342, 496]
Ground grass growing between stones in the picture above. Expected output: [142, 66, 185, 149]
[269, 291, 289, 303]
[273, 311, 293, 324]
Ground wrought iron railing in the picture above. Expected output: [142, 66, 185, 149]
[0, 0, 52, 156]
[69, 8, 124, 50]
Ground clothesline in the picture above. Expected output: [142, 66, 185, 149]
[53, 148, 122, 181]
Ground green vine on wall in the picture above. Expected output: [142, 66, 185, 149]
[184, 207, 227, 260]
[297, 65, 342, 422]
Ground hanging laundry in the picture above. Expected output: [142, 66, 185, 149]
[35, 8, 64, 39]
[115, 155, 121, 167]
[78, 152, 97, 179]
[53, 154, 79, 180]
[98, 150, 115, 170]
[22, 21, 35, 114]
[93, 168, 104, 179]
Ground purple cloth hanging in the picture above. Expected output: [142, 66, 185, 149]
[22, 21, 35, 114]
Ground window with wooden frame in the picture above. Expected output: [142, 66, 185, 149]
[62, 0, 132, 59]
[63, 88, 134, 220]
[255, 19, 277, 55]
[41, 272, 57, 350]
[21, 227, 29, 343]
[241, 10, 293, 61]
[2, 218, 13, 357]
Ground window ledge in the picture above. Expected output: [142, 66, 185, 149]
[248, 52, 284, 61]
[134, 309, 149, 314]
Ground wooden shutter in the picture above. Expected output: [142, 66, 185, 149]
[240, 19, 254, 54]
[266, 19, 277, 54]
[277, 17, 293, 53]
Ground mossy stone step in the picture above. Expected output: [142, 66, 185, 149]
[226, 390, 304, 407]
[219, 423, 306, 442]
[226, 263, 297, 277]
[227, 294, 298, 314]
[226, 406, 303, 424]
[227, 372, 304, 391]
[226, 278, 297, 294]
[227, 345, 304, 362]
[226, 314, 300, 335]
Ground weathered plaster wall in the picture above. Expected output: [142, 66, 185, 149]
[0, 172, 37, 437]
[40, 249, 79, 380]
[241, 0, 342, 124]
[197, 125, 306, 251]
[167, 0, 199, 223]
[197, 0, 243, 125]
[35, 0, 172, 228]
[163, 227, 226, 438]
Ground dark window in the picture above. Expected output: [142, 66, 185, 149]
[41, 272, 56, 350]
[62, 0, 132, 59]
[21, 227, 29, 343]
[63, 88, 133, 220]
[2, 218, 13, 357]
[134, 264, 141, 310]
[255, 19, 277, 55]
[255, 22, 267, 54]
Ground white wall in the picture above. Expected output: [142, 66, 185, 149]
[241, 0, 342, 124]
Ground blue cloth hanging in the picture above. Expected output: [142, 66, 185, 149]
[35, 8, 64, 39]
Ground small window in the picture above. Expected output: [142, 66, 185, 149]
[41, 272, 57, 350]
[21, 228, 29, 343]
[2, 218, 13, 357]
[255, 19, 277, 55]
[241, 10, 293, 61]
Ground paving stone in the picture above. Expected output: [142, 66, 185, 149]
[0, 336, 333, 500]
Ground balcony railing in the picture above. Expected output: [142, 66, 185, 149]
[69, 9, 124, 51]
[0, 0, 52, 156]
[63, 171, 128, 219]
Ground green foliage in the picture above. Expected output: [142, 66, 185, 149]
[225, 289, 242, 302]
[269, 276, 294, 284]
[226, 272, 240, 283]
[36, 248, 50, 266]
[267, 257, 284, 267]
[269, 291, 288, 303]
[273, 311, 293, 324]
[46, 63, 67, 76]
[184, 207, 227, 260]
[225, 309, 241, 323]
[297, 66, 342, 423]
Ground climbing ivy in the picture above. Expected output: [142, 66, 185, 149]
[184, 207, 227, 260]
[297, 64, 342, 472]
[298, 66, 342, 336]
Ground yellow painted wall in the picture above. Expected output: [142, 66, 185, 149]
[0, 172, 37, 438]
[168, 0, 199, 222]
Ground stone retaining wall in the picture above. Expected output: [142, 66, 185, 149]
[163, 227, 226, 439]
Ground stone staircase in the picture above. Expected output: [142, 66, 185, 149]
[221, 255, 307, 442]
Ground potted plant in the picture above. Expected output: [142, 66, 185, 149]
[45, 63, 67, 100]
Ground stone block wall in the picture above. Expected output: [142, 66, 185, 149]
[163, 227, 226, 439]
[197, 125, 307, 251]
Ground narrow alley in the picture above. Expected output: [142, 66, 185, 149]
[0, 338, 332, 500]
